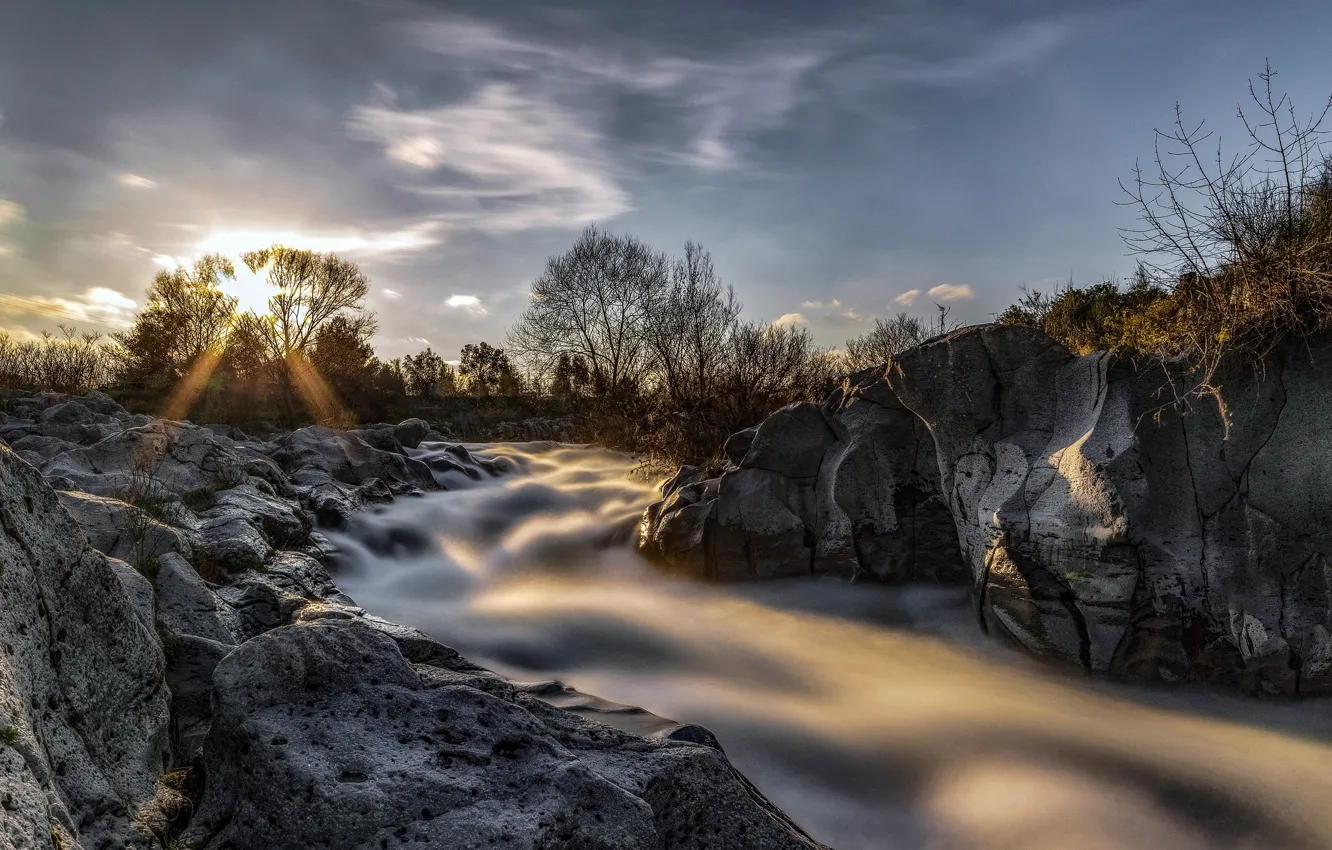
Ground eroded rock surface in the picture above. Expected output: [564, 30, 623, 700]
[889, 325, 1332, 692]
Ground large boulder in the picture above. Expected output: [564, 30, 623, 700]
[641, 371, 962, 583]
[887, 325, 1332, 691]
[182, 621, 824, 850]
[0, 445, 170, 848]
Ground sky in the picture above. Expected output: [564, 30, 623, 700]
[1, 0, 1331, 358]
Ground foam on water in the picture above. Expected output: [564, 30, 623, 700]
[330, 442, 1332, 850]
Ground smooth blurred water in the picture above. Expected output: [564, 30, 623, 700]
[329, 442, 1332, 850]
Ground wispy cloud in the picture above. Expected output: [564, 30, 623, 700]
[801, 298, 842, 309]
[0, 198, 24, 256]
[894, 288, 922, 306]
[381, 289, 402, 300]
[0, 287, 137, 328]
[117, 173, 157, 189]
[348, 83, 629, 232]
[195, 225, 439, 257]
[928, 283, 975, 301]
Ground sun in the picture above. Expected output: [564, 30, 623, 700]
[217, 263, 273, 316]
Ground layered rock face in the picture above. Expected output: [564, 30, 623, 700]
[890, 325, 1332, 693]
[0, 392, 823, 848]
[643, 325, 1332, 693]
[640, 370, 964, 583]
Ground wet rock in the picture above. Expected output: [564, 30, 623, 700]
[393, 417, 431, 449]
[267, 425, 436, 497]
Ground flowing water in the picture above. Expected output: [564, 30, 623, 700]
[330, 442, 1332, 850]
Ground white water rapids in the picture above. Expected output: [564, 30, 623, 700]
[329, 443, 1332, 850]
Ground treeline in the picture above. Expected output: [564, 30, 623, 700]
[0, 248, 534, 432]
[0, 232, 846, 465]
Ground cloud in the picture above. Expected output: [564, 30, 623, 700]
[0, 199, 24, 256]
[195, 225, 439, 257]
[381, 289, 402, 300]
[894, 289, 921, 306]
[348, 83, 630, 232]
[408, 17, 835, 175]
[0, 199, 24, 226]
[928, 284, 975, 302]
[827, 17, 1078, 93]
[0, 287, 137, 329]
[801, 298, 841, 309]
[445, 294, 487, 315]
[117, 173, 157, 189]
[772, 312, 808, 327]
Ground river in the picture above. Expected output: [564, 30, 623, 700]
[329, 442, 1332, 850]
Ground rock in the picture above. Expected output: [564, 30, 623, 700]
[214, 573, 309, 642]
[195, 483, 311, 572]
[57, 489, 195, 567]
[166, 635, 233, 762]
[740, 402, 835, 478]
[642, 370, 962, 583]
[182, 621, 824, 850]
[41, 420, 264, 506]
[0, 444, 170, 848]
[723, 425, 758, 466]
[267, 426, 436, 497]
[155, 552, 236, 645]
[394, 417, 431, 449]
[886, 324, 1332, 689]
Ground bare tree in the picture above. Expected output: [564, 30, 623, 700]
[1119, 63, 1332, 392]
[507, 225, 670, 400]
[647, 241, 742, 410]
[843, 312, 928, 371]
[716, 321, 830, 429]
[240, 246, 372, 360]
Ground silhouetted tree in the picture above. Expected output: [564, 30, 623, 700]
[507, 225, 670, 400]
[114, 254, 238, 386]
[402, 347, 449, 397]
[239, 246, 373, 423]
[459, 342, 518, 397]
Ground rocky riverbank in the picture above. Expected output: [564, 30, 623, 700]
[0, 392, 824, 850]
[641, 324, 1332, 695]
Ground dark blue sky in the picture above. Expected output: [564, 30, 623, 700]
[1, 0, 1329, 356]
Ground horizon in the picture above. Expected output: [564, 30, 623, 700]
[2, 0, 1331, 358]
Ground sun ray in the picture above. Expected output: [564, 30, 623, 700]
[159, 348, 223, 422]
[287, 353, 354, 428]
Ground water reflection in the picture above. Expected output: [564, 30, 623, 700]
[330, 442, 1332, 850]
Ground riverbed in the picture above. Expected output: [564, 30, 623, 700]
[330, 442, 1332, 850]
